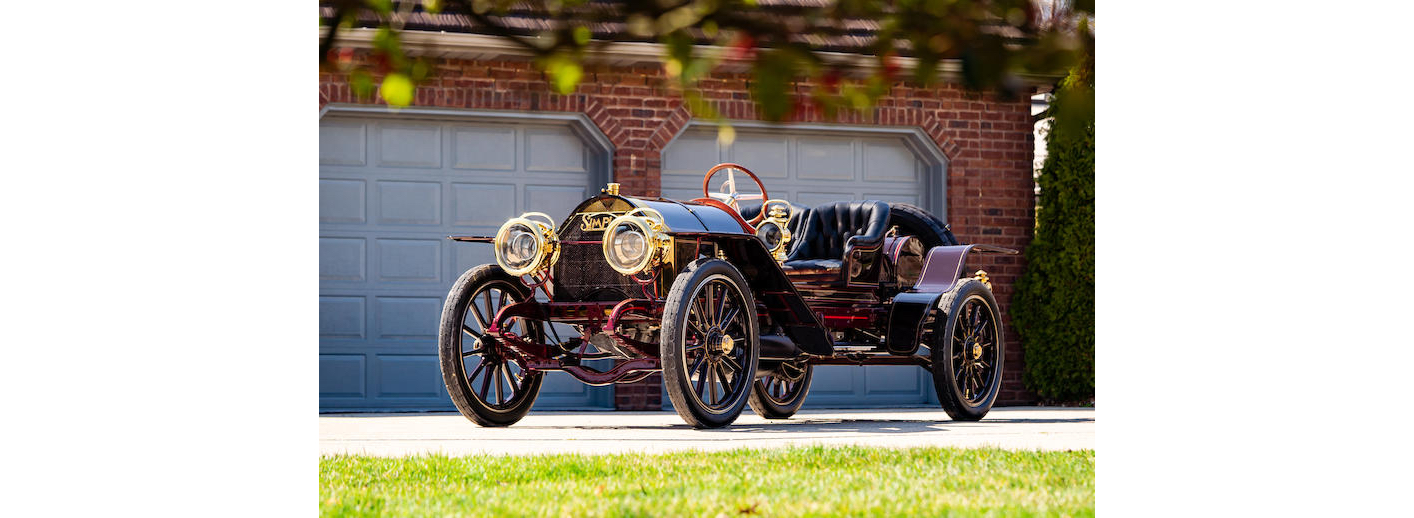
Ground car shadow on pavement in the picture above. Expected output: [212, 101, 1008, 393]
[509, 416, 1093, 434]
[693, 416, 1093, 434]
[700, 419, 948, 434]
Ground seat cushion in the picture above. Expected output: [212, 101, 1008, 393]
[780, 258, 843, 274]
[787, 200, 891, 261]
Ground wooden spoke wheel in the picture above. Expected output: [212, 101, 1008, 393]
[930, 278, 1004, 421]
[748, 360, 812, 419]
[661, 258, 759, 428]
[438, 265, 544, 427]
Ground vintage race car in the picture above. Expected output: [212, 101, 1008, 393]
[439, 163, 1017, 428]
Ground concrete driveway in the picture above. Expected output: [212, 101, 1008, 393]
[320, 406, 1093, 456]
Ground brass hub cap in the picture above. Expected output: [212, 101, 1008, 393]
[972, 343, 982, 360]
[706, 330, 735, 355]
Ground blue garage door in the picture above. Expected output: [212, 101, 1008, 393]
[662, 123, 947, 408]
[319, 111, 614, 411]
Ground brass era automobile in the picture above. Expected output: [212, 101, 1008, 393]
[439, 163, 1017, 428]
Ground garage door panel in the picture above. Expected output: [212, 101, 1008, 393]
[802, 367, 934, 408]
[663, 132, 720, 175]
[807, 366, 863, 397]
[862, 141, 920, 182]
[320, 296, 366, 339]
[320, 122, 367, 166]
[373, 296, 441, 340]
[375, 355, 445, 398]
[320, 179, 367, 223]
[524, 185, 588, 215]
[320, 238, 367, 282]
[320, 354, 367, 398]
[322, 114, 609, 411]
[452, 126, 517, 170]
[729, 137, 788, 178]
[375, 238, 441, 283]
[796, 137, 856, 181]
[453, 246, 496, 279]
[864, 193, 920, 205]
[452, 183, 516, 226]
[525, 128, 587, 172]
[865, 368, 926, 393]
[797, 191, 859, 208]
[377, 181, 442, 225]
[376, 123, 442, 169]
[661, 187, 702, 202]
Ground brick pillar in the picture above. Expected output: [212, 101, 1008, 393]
[614, 373, 663, 410]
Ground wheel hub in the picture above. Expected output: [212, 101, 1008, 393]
[705, 329, 735, 355]
[972, 343, 982, 360]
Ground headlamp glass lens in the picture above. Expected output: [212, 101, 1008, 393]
[611, 224, 648, 267]
[499, 224, 540, 270]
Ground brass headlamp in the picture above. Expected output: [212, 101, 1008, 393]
[755, 199, 793, 262]
[602, 207, 673, 275]
[493, 212, 560, 276]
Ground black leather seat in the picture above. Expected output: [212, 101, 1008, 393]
[781, 200, 891, 275]
[740, 199, 892, 276]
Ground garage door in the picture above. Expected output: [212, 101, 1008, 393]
[661, 123, 947, 408]
[319, 110, 614, 411]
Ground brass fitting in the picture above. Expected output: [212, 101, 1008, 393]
[972, 269, 992, 289]
[757, 199, 794, 263]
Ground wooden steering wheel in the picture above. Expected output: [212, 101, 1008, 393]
[701, 163, 770, 225]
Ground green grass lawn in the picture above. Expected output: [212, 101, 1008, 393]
[321, 446, 1093, 517]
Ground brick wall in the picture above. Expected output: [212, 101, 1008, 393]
[320, 54, 1037, 406]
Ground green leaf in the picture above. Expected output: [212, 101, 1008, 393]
[350, 70, 375, 101]
[365, 0, 392, 15]
[410, 59, 430, 82]
[572, 26, 591, 46]
[545, 55, 583, 95]
[750, 51, 798, 121]
[379, 73, 414, 106]
[716, 124, 736, 147]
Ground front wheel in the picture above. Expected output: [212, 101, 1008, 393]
[661, 258, 760, 428]
[438, 265, 544, 427]
[930, 279, 1004, 421]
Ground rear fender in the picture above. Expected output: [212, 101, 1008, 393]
[885, 244, 977, 355]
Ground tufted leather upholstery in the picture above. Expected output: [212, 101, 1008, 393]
[786, 200, 892, 262]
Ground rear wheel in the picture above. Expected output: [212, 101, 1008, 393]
[438, 265, 544, 427]
[747, 361, 812, 419]
[661, 258, 759, 428]
[930, 279, 1003, 421]
[887, 202, 958, 248]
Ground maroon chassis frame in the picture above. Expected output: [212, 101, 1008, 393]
[480, 271, 949, 387]
[484, 295, 931, 387]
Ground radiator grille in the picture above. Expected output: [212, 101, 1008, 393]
[553, 216, 637, 301]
